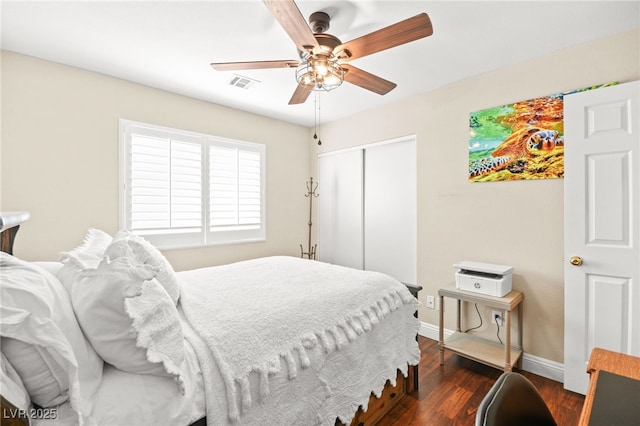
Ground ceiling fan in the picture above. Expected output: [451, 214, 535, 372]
[211, 0, 433, 105]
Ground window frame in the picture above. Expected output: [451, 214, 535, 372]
[119, 119, 266, 249]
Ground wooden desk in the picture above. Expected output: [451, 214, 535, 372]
[578, 348, 640, 426]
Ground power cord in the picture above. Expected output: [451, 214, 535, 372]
[494, 313, 503, 345]
[464, 305, 504, 346]
[463, 303, 483, 333]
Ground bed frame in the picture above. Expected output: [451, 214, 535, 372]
[0, 217, 419, 426]
[1, 214, 31, 425]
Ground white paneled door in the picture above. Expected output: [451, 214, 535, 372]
[318, 136, 417, 285]
[563, 81, 640, 394]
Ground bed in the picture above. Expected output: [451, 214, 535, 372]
[0, 213, 421, 426]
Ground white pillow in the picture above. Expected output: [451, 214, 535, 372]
[32, 261, 63, 277]
[1, 337, 69, 407]
[28, 263, 104, 401]
[0, 252, 99, 418]
[1, 352, 31, 411]
[56, 228, 112, 295]
[58, 228, 113, 268]
[104, 230, 180, 305]
[67, 254, 185, 392]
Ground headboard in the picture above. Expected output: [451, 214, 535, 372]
[0, 212, 30, 255]
[0, 211, 31, 425]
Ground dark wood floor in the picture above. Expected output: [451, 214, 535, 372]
[379, 336, 585, 426]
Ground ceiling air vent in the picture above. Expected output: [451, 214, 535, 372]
[229, 75, 259, 90]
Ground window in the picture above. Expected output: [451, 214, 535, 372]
[119, 119, 266, 249]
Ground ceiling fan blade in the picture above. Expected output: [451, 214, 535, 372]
[336, 13, 433, 61]
[342, 64, 397, 95]
[263, 0, 319, 53]
[211, 60, 299, 71]
[288, 82, 312, 105]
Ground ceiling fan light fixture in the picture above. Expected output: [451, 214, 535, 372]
[211, 2, 433, 104]
[295, 54, 344, 92]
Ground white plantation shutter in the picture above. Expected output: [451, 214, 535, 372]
[130, 135, 202, 233]
[120, 120, 265, 248]
[130, 134, 172, 231]
[168, 141, 202, 229]
[209, 146, 262, 230]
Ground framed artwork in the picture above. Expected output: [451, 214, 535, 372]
[468, 83, 616, 182]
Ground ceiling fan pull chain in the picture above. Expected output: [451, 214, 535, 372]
[317, 93, 322, 146]
[313, 92, 318, 141]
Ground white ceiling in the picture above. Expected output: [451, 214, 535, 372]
[2, 1, 639, 127]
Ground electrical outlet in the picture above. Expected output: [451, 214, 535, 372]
[426, 295, 435, 309]
[492, 310, 503, 326]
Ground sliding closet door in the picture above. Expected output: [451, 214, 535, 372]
[317, 150, 364, 269]
[318, 137, 417, 284]
[364, 138, 417, 284]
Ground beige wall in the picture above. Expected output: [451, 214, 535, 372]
[311, 29, 640, 363]
[2, 28, 639, 365]
[1, 51, 310, 270]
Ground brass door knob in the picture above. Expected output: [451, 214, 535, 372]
[570, 256, 583, 266]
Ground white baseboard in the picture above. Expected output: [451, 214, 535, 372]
[419, 321, 444, 341]
[418, 321, 564, 383]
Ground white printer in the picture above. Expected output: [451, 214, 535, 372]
[453, 261, 513, 297]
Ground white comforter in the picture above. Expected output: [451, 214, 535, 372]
[179, 256, 420, 426]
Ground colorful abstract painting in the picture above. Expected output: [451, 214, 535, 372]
[468, 83, 617, 182]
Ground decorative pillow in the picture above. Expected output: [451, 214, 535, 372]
[1, 337, 70, 407]
[57, 255, 88, 294]
[66, 254, 185, 393]
[0, 252, 100, 417]
[104, 230, 180, 305]
[58, 228, 113, 268]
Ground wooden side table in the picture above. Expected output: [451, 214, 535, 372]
[438, 284, 524, 371]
